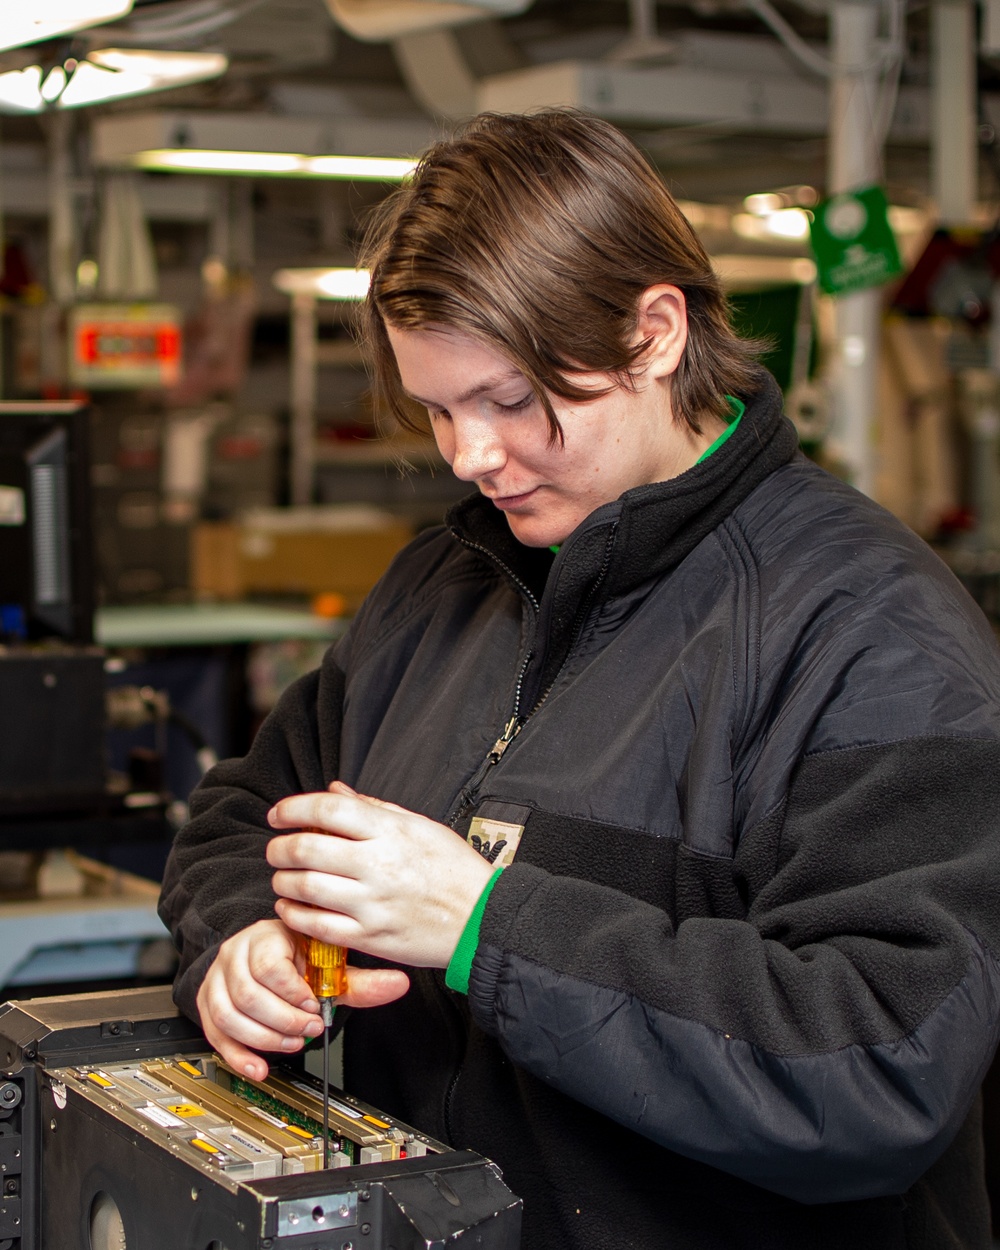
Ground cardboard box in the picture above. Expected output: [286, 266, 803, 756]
[191, 507, 413, 605]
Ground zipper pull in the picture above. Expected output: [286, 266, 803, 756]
[447, 714, 524, 828]
[489, 716, 522, 763]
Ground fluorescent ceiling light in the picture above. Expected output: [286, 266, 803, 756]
[732, 208, 811, 242]
[131, 150, 417, 180]
[67, 48, 229, 106]
[307, 154, 415, 179]
[0, 0, 133, 53]
[40, 66, 68, 103]
[273, 268, 372, 300]
[765, 208, 812, 240]
[0, 48, 227, 113]
[0, 66, 44, 113]
[743, 192, 784, 217]
[137, 149, 304, 174]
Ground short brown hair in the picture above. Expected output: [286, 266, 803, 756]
[359, 109, 763, 439]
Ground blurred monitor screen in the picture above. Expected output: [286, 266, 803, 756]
[0, 402, 94, 644]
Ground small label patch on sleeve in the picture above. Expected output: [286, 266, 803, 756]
[467, 817, 524, 867]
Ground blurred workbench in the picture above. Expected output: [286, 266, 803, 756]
[0, 854, 172, 991]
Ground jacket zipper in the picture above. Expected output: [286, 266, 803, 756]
[452, 534, 541, 615]
[440, 524, 614, 1144]
[446, 655, 533, 826]
[440, 536, 542, 1141]
[447, 521, 617, 821]
[445, 534, 539, 827]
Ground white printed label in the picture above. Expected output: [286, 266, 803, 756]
[248, 1106, 288, 1130]
[289, 1079, 362, 1119]
[136, 1101, 183, 1129]
[127, 1072, 169, 1094]
[0, 486, 25, 526]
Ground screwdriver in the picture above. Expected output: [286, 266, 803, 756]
[301, 934, 347, 1168]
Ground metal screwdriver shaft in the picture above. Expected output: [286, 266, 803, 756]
[302, 934, 347, 1169]
[321, 998, 333, 1168]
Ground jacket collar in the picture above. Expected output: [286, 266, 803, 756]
[448, 370, 799, 604]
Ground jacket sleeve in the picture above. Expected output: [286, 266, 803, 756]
[465, 638, 1000, 1202]
[158, 653, 345, 1022]
[158, 524, 469, 1023]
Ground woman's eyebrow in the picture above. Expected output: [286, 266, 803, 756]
[403, 369, 527, 407]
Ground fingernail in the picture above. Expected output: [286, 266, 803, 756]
[301, 998, 320, 1014]
[244, 1061, 264, 1079]
[281, 1037, 303, 1052]
[304, 1021, 324, 1038]
[267, 806, 278, 824]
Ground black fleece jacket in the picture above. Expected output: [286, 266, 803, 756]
[160, 374, 1000, 1250]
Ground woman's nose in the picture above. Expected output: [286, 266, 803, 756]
[449, 414, 506, 482]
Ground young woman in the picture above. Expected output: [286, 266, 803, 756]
[161, 111, 1000, 1250]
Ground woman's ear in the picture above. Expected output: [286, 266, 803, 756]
[635, 284, 688, 380]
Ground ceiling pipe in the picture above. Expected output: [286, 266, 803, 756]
[393, 28, 478, 120]
[323, 0, 531, 121]
[323, 0, 529, 42]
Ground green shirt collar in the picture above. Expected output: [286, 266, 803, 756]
[695, 396, 744, 466]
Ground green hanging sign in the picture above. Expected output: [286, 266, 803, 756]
[809, 185, 904, 296]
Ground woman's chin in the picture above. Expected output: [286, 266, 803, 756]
[503, 515, 567, 549]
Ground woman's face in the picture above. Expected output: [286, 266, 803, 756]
[387, 322, 719, 548]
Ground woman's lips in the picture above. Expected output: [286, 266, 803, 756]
[488, 487, 538, 510]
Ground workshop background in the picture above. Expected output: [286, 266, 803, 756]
[3, 0, 1000, 1235]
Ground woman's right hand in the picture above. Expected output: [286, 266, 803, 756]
[196, 917, 410, 1081]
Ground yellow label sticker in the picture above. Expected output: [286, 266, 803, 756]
[282, 1124, 315, 1141]
[177, 1061, 203, 1078]
[166, 1103, 204, 1118]
[190, 1137, 219, 1154]
[87, 1072, 114, 1088]
[362, 1115, 390, 1129]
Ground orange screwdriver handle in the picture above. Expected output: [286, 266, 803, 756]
[302, 935, 348, 1000]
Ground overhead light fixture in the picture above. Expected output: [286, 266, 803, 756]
[0, 0, 133, 53]
[137, 149, 304, 175]
[739, 187, 817, 241]
[764, 208, 812, 240]
[733, 207, 812, 242]
[743, 188, 817, 216]
[743, 192, 785, 217]
[63, 48, 228, 108]
[0, 66, 45, 113]
[0, 48, 227, 113]
[731, 211, 809, 242]
[273, 268, 371, 300]
[130, 149, 416, 180]
[93, 111, 427, 182]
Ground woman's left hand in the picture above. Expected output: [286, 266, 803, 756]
[266, 781, 495, 969]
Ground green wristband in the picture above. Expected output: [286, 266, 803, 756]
[445, 867, 505, 994]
